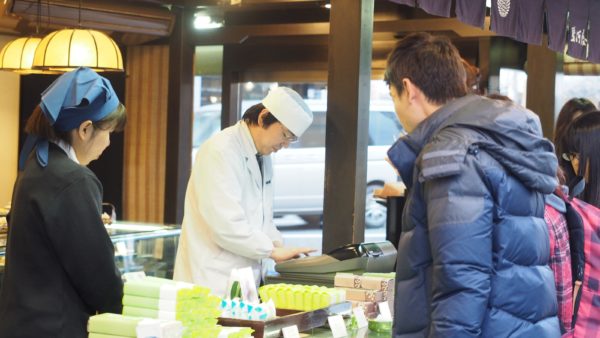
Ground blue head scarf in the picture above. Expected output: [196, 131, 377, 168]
[18, 67, 120, 170]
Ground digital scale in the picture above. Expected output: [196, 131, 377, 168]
[264, 241, 397, 287]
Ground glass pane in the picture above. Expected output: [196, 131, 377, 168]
[192, 75, 222, 161]
[498, 68, 528, 106]
[555, 74, 600, 118]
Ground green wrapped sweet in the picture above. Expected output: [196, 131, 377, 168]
[88, 333, 132, 338]
[88, 313, 142, 336]
[368, 319, 392, 333]
[258, 283, 343, 311]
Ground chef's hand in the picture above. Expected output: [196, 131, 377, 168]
[270, 246, 316, 263]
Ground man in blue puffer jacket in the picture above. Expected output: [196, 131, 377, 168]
[385, 33, 560, 337]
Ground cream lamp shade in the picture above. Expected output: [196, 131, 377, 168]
[32, 28, 124, 72]
[0, 37, 44, 73]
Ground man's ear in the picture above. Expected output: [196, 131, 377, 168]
[77, 120, 94, 140]
[257, 109, 270, 128]
[402, 78, 420, 103]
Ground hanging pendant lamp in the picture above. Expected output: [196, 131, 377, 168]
[0, 1, 58, 74]
[32, 28, 124, 72]
[0, 37, 43, 73]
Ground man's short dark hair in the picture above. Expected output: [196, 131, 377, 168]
[242, 103, 279, 128]
[384, 32, 467, 105]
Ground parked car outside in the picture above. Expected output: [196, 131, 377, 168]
[192, 99, 403, 228]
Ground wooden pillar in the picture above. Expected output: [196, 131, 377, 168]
[221, 45, 242, 129]
[478, 37, 490, 94]
[322, 0, 374, 253]
[164, 7, 195, 224]
[526, 36, 558, 139]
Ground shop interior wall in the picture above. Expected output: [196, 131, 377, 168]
[0, 35, 20, 206]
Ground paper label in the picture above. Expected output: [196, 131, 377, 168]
[352, 307, 368, 329]
[327, 315, 348, 338]
[281, 325, 300, 338]
[378, 301, 392, 321]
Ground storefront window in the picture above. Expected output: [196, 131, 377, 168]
[498, 68, 527, 106]
[555, 74, 600, 116]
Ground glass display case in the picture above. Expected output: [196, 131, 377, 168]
[107, 222, 181, 278]
[0, 222, 181, 290]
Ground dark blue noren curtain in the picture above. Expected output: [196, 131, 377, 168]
[586, 0, 600, 63]
[491, 0, 519, 40]
[418, 0, 452, 17]
[566, 0, 591, 60]
[546, 0, 570, 53]
[491, 0, 545, 45]
[387, 0, 416, 6]
[456, 0, 487, 28]
[517, 0, 545, 45]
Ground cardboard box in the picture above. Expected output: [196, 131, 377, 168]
[334, 273, 394, 292]
[350, 300, 377, 313]
[341, 288, 386, 302]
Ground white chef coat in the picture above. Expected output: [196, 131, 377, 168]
[173, 121, 283, 296]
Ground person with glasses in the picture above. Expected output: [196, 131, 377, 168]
[553, 98, 597, 186]
[174, 87, 315, 296]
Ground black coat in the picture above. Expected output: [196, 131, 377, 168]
[0, 144, 123, 338]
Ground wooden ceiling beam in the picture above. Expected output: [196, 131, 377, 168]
[375, 17, 495, 38]
[190, 22, 329, 45]
[190, 17, 494, 45]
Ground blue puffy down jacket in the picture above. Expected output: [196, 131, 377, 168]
[387, 95, 561, 338]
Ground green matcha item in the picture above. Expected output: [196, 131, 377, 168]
[368, 318, 392, 333]
[88, 333, 133, 338]
[87, 313, 142, 337]
[258, 283, 344, 311]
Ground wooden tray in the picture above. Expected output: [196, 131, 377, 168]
[217, 302, 351, 338]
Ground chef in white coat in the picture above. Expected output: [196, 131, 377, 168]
[174, 87, 315, 296]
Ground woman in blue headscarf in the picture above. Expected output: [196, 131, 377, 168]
[0, 67, 126, 338]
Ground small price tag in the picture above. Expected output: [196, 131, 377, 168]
[352, 307, 368, 329]
[327, 315, 348, 337]
[378, 301, 392, 321]
[281, 325, 300, 338]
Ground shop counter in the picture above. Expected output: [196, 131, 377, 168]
[302, 326, 391, 337]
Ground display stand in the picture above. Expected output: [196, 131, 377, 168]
[217, 302, 351, 338]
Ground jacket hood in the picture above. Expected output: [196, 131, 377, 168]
[389, 95, 558, 194]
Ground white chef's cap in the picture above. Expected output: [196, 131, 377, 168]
[262, 87, 313, 137]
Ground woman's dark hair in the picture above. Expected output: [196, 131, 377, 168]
[242, 102, 279, 128]
[554, 98, 597, 184]
[25, 102, 127, 143]
[94, 103, 127, 132]
[384, 32, 467, 105]
[564, 110, 600, 208]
